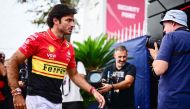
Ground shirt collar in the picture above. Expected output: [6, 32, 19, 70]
[47, 29, 66, 40]
[113, 62, 127, 71]
[175, 27, 189, 31]
[47, 29, 67, 45]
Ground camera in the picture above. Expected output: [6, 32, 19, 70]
[102, 71, 118, 105]
[87, 70, 117, 105]
[20, 69, 28, 83]
[19, 63, 28, 84]
[86, 70, 116, 89]
[146, 36, 161, 49]
[86, 71, 103, 89]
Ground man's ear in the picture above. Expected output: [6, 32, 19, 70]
[172, 22, 176, 26]
[53, 18, 59, 25]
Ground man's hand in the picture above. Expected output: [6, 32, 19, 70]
[13, 94, 26, 109]
[91, 88, 105, 109]
[98, 83, 112, 94]
[149, 42, 159, 60]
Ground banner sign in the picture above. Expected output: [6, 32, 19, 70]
[106, 0, 145, 42]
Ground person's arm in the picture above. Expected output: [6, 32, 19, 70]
[149, 42, 169, 76]
[7, 50, 26, 89]
[98, 75, 134, 93]
[80, 74, 85, 78]
[7, 50, 27, 109]
[0, 63, 5, 76]
[152, 60, 168, 76]
[67, 68, 105, 108]
[113, 75, 134, 89]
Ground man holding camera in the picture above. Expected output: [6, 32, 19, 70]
[98, 45, 136, 109]
[149, 10, 190, 109]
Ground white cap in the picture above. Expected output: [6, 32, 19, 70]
[160, 10, 187, 27]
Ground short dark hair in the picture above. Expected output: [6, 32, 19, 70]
[115, 45, 128, 52]
[47, 4, 77, 28]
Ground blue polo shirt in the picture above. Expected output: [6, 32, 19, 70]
[156, 27, 190, 109]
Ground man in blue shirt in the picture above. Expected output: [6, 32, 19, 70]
[149, 10, 190, 109]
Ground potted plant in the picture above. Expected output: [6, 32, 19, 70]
[73, 33, 116, 107]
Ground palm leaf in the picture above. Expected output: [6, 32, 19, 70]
[73, 34, 116, 72]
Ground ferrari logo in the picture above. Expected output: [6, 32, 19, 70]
[48, 45, 55, 53]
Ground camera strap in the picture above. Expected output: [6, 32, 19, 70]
[172, 51, 190, 56]
[62, 75, 70, 96]
[172, 27, 190, 56]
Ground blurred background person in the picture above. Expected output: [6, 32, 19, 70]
[0, 52, 6, 108]
[62, 61, 86, 109]
[0, 52, 14, 109]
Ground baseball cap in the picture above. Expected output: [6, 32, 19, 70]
[160, 10, 187, 27]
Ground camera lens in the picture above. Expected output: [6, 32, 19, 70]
[146, 37, 161, 49]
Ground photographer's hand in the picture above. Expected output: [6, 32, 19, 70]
[149, 42, 159, 60]
[98, 83, 112, 94]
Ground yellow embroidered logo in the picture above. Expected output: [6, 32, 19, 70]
[32, 56, 68, 79]
[48, 45, 55, 53]
[43, 64, 65, 74]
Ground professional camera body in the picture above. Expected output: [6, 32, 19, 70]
[19, 63, 28, 84]
[86, 70, 118, 89]
[87, 70, 122, 105]
[86, 71, 103, 89]
[146, 36, 161, 49]
[102, 71, 115, 105]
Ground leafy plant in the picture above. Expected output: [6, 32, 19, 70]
[74, 33, 116, 72]
[74, 33, 116, 107]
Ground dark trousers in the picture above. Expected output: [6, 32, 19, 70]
[62, 101, 86, 109]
